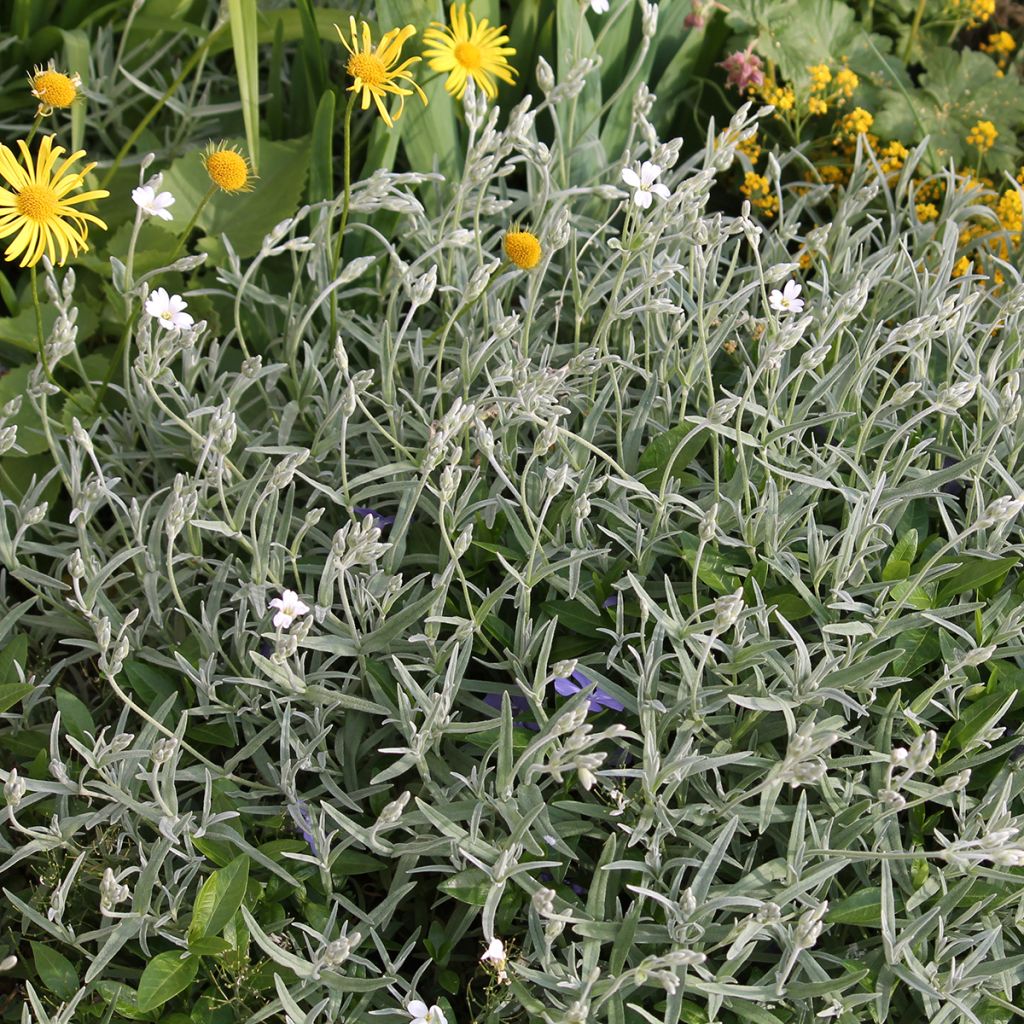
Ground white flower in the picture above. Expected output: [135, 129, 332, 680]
[481, 937, 510, 982]
[131, 184, 176, 221]
[590, 0, 610, 12]
[145, 287, 194, 331]
[621, 161, 671, 209]
[268, 589, 311, 630]
[768, 279, 805, 314]
[407, 1001, 448, 1024]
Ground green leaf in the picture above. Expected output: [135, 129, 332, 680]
[438, 867, 491, 906]
[56, 687, 95, 741]
[638, 423, 707, 484]
[556, 0, 605, 185]
[937, 555, 1019, 603]
[309, 88, 336, 208]
[882, 529, 918, 582]
[31, 942, 78, 999]
[135, 951, 199, 1013]
[227, 0, 260, 173]
[940, 689, 1016, 758]
[160, 137, 310, 260]
[827, 887, 882, 927]
[377, 0, 461, 182]
[0, 634, 28, 687]
[188, 855, 250, 944]
[94, 982, 152, 1021]
[186, 937, 233, 957]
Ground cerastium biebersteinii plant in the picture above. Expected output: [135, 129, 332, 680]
[3, 67, 1024, 1024]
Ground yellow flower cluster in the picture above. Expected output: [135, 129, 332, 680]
[950, 0, 996, 24]
[980, 30, 1016, 66]
[760, 80, 796, 114]
[915, 202, 939, 222]
[835, 107, 874, 142]
[808, 64, 832, 92]
[966, 120, 998, 153]
[738, 133, 762, 163]
[877, 140, 909, 176]
[834, 67, 859, 98]
[740, 171, 778, 217]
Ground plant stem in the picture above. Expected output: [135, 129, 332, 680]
[903, 0, 928, 63]
[30, 266, 87, 412]
[170, 184, 217, 261]
[24, 113, 43, 148]
[332, 92, 357, 277]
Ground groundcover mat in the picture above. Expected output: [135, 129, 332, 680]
[2, 1, 1024, 1022]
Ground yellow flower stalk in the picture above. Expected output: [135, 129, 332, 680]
[0, 135, 108, 268]
[201, 141, 255, 193]
[336, 16, 426, 127]
[423, 3, 517, 100]
[28, 64, 81, 116]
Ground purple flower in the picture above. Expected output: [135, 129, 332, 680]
[552, 669, 625, 712]
[484, 690, 540, 730]
[602, 594, 619, 608]
[718, 50, 764, 92]
[290, 801, 319, 857]
[354, 506, 396, 528]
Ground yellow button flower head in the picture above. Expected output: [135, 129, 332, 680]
[504, 226, 541, 270]
[0, 135, 108, 268]
[423, 3, 517, 100]
[28, 63, 81, 116]
[202, 141, 255, 193]
[336, 17, 426, 127]
[966, 119, 997, 153]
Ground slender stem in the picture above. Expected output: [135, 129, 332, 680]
[332, 93, 357, 276]
[170, 184, 217, 261]
[24, 113, 43, 148]
[903, 0, 928, 63]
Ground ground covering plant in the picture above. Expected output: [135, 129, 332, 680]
[2, 2, 1024, 1024]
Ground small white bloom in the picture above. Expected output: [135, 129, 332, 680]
[590, 0, 610, 12]
[145, 287, 194, 331]
[268, 589, 311, 630]
[481, 937, 509, 982]
[407, 1001, 448, 1024]
[621, 160, 671, 209]
[132, 184, 176, 221]
[769, 279, 805, 314]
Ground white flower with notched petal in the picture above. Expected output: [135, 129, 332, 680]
[407, 1001, 448, 1024]
[590, 0, 610, 12]
[131, 184, 176, 221]
[145, 287, 194, 331]
[621, 161, 670, 209]
[481, 936, 510, 983]
[268, 589, 311, 630]
[768, 280, 805, 314]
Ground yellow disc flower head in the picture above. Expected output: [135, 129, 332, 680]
[336, 17, 426, 128]
[423, 3, 517, 100]
[202, 142, 256, 193]
[0, 135, 108, 268]
[28, 64, 81, 116]
[504, 227, 541, 270]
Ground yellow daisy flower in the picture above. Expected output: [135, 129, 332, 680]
[336, 17, 426, 127]
[0, 134, 108, 268]
[423, 3, 517, 101]
[201, 141, 256, 193]
[28, 64, 81, 116]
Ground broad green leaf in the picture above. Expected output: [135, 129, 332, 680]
[940, 689, 1016, 758]
[638, 423, 707, 484]
[0, 634, 28, 687]
[377, 0, 461, 182]
[882, 529, 918, 582]
[827, 887, 882, 927]
[556, 0, 605, 185]
[228, 0, 260, 173]
[309, 88, 337, 209]
[160, 137, 310, 260]
[31, 942, 78, 1000]
[188, 855, 250, 944]
[438, 867, 491, 906]
[937, 555, 1019, 603]
[56, 687, 95, 741]
[136, 951, 199, 1013]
